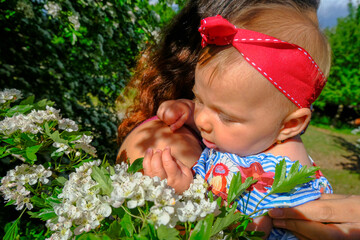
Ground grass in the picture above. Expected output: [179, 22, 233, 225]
[302, 125, 360, 194]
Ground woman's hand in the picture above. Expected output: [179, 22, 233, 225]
[269, 194, 360, 240]
[157, 99, 195, 132]
[143, 146, 193, 194]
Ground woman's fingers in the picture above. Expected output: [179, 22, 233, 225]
[143, 148, 153, 176]
[175, 156, 194, 180]
[269, 195, 360, 223]
[161, 147, 179, 179]
[144, 149, 167, 179]
[318, 193, 347, 200]
[273, 219, 360, 240]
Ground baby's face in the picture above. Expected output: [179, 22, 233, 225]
[193, 60, 285, 156]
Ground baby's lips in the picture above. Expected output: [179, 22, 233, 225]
[202, 138, 217, 149]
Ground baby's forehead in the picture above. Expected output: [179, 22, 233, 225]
[196, 50, 264, 87]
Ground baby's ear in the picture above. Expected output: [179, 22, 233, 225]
[277, 108, 312, 141]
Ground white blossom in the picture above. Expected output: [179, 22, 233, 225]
[127, 186, 145, 208]
[176, 201, 201, 222]
[53, 142, 69, 153]
[198, 199, 218, 218]
[58, 118, 78, 132]
[0, 88, 22, 104]
[149, 206, 171, 227]
[0, 164, 52, 211]
[68, 14, 80, 31]
[0, 105, 64, 135]
[74, 135, 97, 156]
[44, 2, 61, 18]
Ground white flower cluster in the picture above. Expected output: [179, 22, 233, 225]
[0, 88, 22, 104]
[177, 175, 218, 222]
[0, 106, 64, 135]
[0, 164, 52, 211]
[47, 160, 111, 240]
[48, 161, 218, 240]
[44, 1, 61, 18]
[68, 14, 80, 31]
[74, 135, 96, 156]
[51, 134, 96, 157]
[110, 164, 217, 228]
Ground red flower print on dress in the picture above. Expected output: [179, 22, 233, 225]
[238, 162, 275, 193]
[312, 162, 323, 179]
[205, 163, 229, 199]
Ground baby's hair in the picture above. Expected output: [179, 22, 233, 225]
[197, 3, 331, 115]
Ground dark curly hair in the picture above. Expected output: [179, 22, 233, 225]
[117, 0, 321, 143]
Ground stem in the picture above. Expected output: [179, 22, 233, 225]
[249, 193, 270, 217]
[244, 192, 251, 213]
[19, 207, 26, 218]
[184, 222, 189, 240]
[121, 205, 143, 220]
[25, 183, 37, 195]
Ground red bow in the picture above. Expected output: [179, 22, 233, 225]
[198, 15, 326, 108]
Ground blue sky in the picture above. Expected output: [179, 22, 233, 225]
[318, 0, 358, 28]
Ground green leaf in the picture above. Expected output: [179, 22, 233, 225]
[3, 217, 20, 240]
[106, 220, 122, 239]
[34, 99, 54, 109]
[190, 213, 214, 240]
[54, 176, 68, 186]
[25, 144, 42, 161]
[91, 166, 113, 196]
[6, 104, 33, 117]
[135, 224, 152, 240]
[112, 206, 126, 218]
[211, 205, 243, 236]
[77, 233, 112, 240]
[227, 173, 257, 204]
[5, 199, 15, 207]
[157, 225, 179, 240]
[30, 195, 48, 208]
[28, 208, 57, 221]
[2, 138, 15, 145]
[147, 221, 157, 239]
[272, 159, 287, 191]
[0, 146, 9, 158]
[270, 159, 319, 194]
[120, 213, 135, 237]
[127, 157, 144, 173]
[50, 131, 68, 144]
[19, 95, 35, 105]
[44, 122, 67, 144]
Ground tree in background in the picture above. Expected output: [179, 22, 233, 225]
[0, 0, 182, 162]
[315, 1, 360, 126]
[0, 0, 185, 238]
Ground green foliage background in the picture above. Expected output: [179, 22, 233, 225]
[0, 0, 182, 162]
[314, 2, 360, 126]
[0, 0, 184, 237]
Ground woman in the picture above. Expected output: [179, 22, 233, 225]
[117, 0, 320, 166]
[117, 0, 360, 238]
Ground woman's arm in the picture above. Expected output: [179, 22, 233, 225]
[269, 194, 360, 240]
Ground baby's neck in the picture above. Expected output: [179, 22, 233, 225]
[264, 135, 312, 166]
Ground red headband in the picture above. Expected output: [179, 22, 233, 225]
[198, 15, 326, 108]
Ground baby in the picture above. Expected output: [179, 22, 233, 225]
[143, 4, 332, 239]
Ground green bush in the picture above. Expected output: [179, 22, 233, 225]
[0, 0, 180, 162]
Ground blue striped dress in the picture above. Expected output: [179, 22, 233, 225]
[192, 148, 332, 240]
